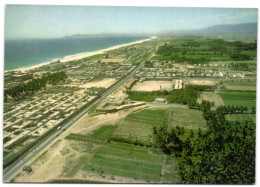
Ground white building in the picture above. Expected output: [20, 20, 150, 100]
[174, 80, 183, 89]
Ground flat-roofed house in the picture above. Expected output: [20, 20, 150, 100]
[174, 80, 182, 89]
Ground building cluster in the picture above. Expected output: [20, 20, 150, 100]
[3, 90, 94, 154]
[134, 60, 254, 79]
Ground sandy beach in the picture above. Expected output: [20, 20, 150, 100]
[15, 36, 157, 73]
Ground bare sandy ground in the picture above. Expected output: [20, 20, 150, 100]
[185, 79, 218, 86]
[16, 36, 157, 73]
[132, 81, 174, 91]
[197, 91, 224, 107]
[14, 104, 148, 183]
[94, 58, 126, 63]
[79, 78, 117, 89]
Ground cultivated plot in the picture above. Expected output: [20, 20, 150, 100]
[223, 81, 256, 91]
[220, 91, 256, 108]
[132, 81, 174, 91]
[83, 141, 178, 183]
[165, 107, 207, 130]
[113, 109, 166, 141]
[197, 91, 224, 107]
[225, 114, 256, 124]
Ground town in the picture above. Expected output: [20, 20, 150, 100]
[4, 36, 256, 184]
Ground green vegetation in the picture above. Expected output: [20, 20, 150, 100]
[4, 126, 17, 132]
[127, 85, 213, 108]
[4, 71, 67, 99]
[220, 91, 256, 108]
[85, 87, 106, 96]
[61, 156, 89, 178]
[165, 107, 207, 130]
[127, 90, 168, 102]
[225, 114, 256, 124]
[230, 53, 251, 61]
[65, 133, 106, 144]
[241, 50, 257, 58]
[223, 81, 256, 91]
[3, 136, 12, 144]
[134, 52, 152, 65]
[83, 141, 170, 182]
[151, 55, 172, 61]
[48, 179, 105, 183]
[82, 53, 106, 61]
[153, 38, 256, 63]
[153, 105, 255, 184]
[217, 105, 255, 114]
[167, 85, 213, 108]
[125, 109, 166, 125]
[229, 62, 249, 70]
[108, 136, 152, 147]
[113, 109, 166, 142]
[92, 126, 117, 139]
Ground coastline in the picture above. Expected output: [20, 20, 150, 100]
[9, 36, 157, 73]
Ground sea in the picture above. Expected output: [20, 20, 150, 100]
[4, 36, 149, 71]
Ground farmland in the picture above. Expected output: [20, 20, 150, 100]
[165, 107, 207, 130]
[223, 80, 256, 91]
[225, 114, 256, 124]
[197, 91, 224, 107]
[220, 91, 256, 108]
[5, 36, 256, 184]
[113, 109, 166, 142]
[83, 142, 171, 183]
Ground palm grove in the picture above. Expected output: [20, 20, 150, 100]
[153, 100, 255, 184]
[4, 71, 67, 101]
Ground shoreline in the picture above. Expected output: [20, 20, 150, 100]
[6, 36, 157, 73]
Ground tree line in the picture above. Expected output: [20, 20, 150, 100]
[153, 101, 255, 184]
[229, 62, 249, 70]
[127, 84, 213, 108]
[156, 39, 256, 64]
[4, 71, 67, 99]
[167, 85, 213, 108]
[230, 54, 252, 61]
[216, 105, 255, 114]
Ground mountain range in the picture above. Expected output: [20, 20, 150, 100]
[160, 22, 257, 41]
[66, 22, 257, 42]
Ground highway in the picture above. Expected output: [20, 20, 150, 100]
[3, 43, 157, 182]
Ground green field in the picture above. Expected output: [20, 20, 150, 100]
[92, 126, 117, 139]
[220, 91, 256, 108]
[125, 109, 166, 125]
[113, 109, 166, 141]
[225, 114, 256, 124]
[241, 50, 257, 58]
[154, 38, 257, 63]
[61, 156, 89, 178]
[82, 141, 178, 183]
[223, 81, 256, 91]
[65, 133, 106, 144]
[165, 107, 207, 130]
[65, 126, 117, 143]
[151, 55, 172, 61]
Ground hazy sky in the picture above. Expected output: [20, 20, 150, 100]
[5, 5, 258, 39]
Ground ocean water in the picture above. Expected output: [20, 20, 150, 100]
[4, 36, 149, 71]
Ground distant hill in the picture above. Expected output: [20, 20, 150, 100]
[64, 34, 150, 38]
[159, 22, 257, 42]
[202, 22, 257, 35]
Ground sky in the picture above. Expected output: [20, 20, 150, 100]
[4, 5, 258, 39]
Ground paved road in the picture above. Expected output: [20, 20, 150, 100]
[3, 42, 158, 182]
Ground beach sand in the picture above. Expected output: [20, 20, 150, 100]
[17, 36, 157, 73]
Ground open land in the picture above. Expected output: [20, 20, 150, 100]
[132, 81, 174, 91]
[4, 36, 256, 184]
